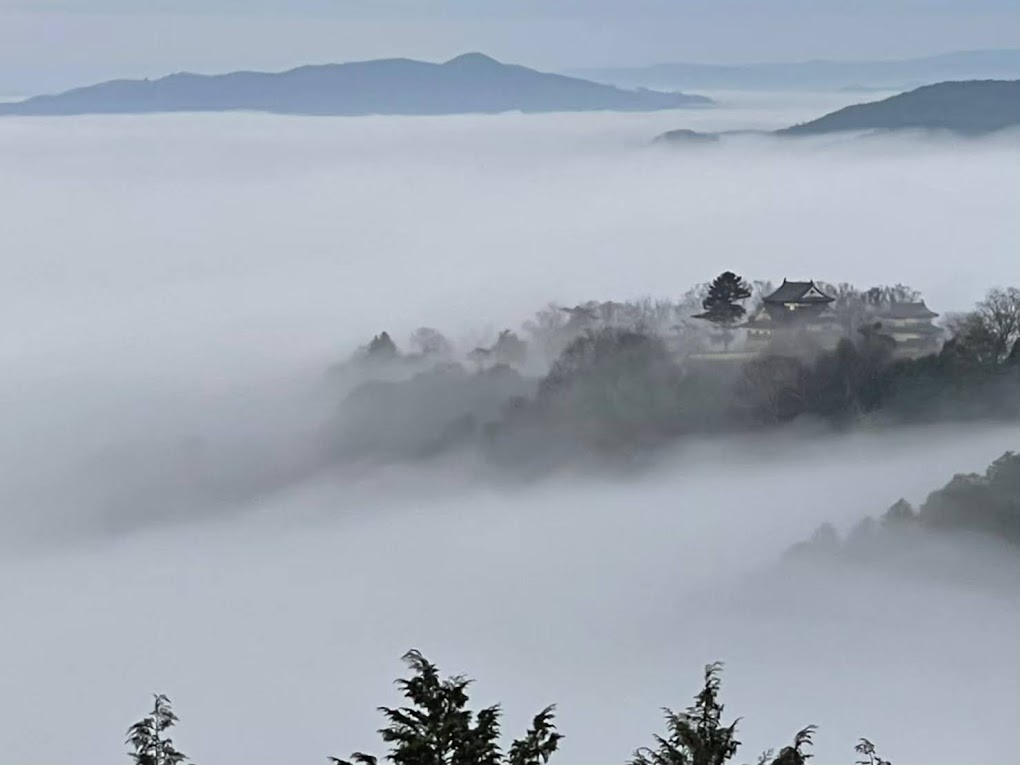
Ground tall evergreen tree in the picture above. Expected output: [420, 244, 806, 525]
[506, 706, 562, 765]
[695, 272, 752, 350]
[332, 650, 560, 765]
[697, 272, 752, 326]
[630, 663, 816, 765]
[367, 331, 399, 359]
[854, 738, 892, 765]
[762, 726, 816, 765]
[630, 662, 740, 765]
[126, 694, 188, 765]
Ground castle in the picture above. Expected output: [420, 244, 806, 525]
[738, 280, 941, 358]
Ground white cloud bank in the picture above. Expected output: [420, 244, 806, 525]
[0, 95, 1017, 764]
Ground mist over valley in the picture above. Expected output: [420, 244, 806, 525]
[0, 89, 1018, 764]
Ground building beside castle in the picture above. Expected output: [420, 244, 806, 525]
[741, 281, 942, 358]
[871, 300, 942, 357]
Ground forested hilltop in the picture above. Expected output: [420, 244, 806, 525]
[657, 79, 1020, 143]
[326, 277, 1020, 472]
[778, 79, 1020, 136]
[789, 450, 1020, 567]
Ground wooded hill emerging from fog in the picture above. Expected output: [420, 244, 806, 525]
[790, 450, 1020, 563]
[779, 79, 1020, 136]
[328, 282, 1020, 472]
[0, 53, 709, 117]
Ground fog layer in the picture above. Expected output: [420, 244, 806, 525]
[0, 94, 1017, 764]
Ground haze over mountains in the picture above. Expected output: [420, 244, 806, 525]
[2, 63, 1018, 763]
[0, 52, 708, 117]
[575, 49, 1020, 92]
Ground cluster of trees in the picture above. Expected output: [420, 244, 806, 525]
[360, 328, 529, 369]
[347, 278, 1019, 380]
[735, 323, 1019, 427]
[945, 287, 1020, 365]
[127, 654, 893, 765]
[482, 302, 1017, 463]
[326, 277, 1019, 468]
[789, 451, 1020, 561]
[334, 328, 531, 383]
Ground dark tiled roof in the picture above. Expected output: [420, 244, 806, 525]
[881, 321, 942, 335]
[877, 301, 939, 319]
[763, 279, 834, 304]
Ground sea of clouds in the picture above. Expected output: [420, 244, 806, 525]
[0, 93, 1017, 764]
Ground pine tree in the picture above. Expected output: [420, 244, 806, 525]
[630, 662, 740, 765]
[695, 272, 752, 350]
[506, 706, 562, 765]
[367, 331, 399, 359]
[630, 663, 817, 765]
[126, 694, 189, 765]
[761, 726, 816, 765]
[697, 272, 752, 326]
[854, 738, 892, 765]
[332, 650, 560, 765]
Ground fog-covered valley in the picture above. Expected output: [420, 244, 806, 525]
[1, 93, 1018, 764]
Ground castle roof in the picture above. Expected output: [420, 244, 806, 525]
[877, 301, 939, 319]
[763, 279, 834, 305]
[879, 321, 942, 335]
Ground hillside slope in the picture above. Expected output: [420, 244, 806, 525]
[778, 80, 1020, 136]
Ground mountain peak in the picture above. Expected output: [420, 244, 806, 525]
[444, 52, 502, 68]
[0, 52, 711, 117]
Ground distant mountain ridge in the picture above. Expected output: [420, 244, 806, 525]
[778, 80, 1020, 136]
[574, 49, 1020, 92]
[656, 79, 1020, 143]
[0, 52, 710, 117]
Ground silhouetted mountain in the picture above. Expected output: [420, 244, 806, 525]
[573, 49, 1020, 91]
[778, 80, 1020, 136]
[653, 80, 1020, 142]
[0, 52, 710, 117]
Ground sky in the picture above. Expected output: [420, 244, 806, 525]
[2, 0, 1019, 93]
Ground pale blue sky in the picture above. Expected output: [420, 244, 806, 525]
[2, 0, 1018, 93]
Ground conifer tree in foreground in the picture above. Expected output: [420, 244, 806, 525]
[854, 739, 892, 765]
[126, 694, 188, 765]
[331, 649, 561, 765]
[630, 662, 816, 765]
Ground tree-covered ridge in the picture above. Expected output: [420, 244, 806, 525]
[790, 451, 1020, 560]
[778, 79, 1020, 136]
[129, 656, 894, 765]
[328, 281, 1019, 470]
